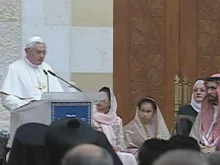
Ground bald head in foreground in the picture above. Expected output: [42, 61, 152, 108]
[205, 152, 220, 165]
[153, 150, 208, 165]
[62, 144, 114, 165]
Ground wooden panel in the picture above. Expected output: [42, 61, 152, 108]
[114, 0, 220, 129]
[164, 0, 180, 128]
[180, 0, 198, 85]
[129, 0, 165, 123]
[114, 0, 180, 129]
[179, 0, 220, 98]
[198, 0, 220, 77]
[113, 0, 130, 123]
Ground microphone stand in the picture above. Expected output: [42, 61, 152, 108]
[43, 69, 49, 92]
[47, 70, 83, 92]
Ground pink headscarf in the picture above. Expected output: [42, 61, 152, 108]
[201, 73, 220, 145]
[93, 88, 118, 146]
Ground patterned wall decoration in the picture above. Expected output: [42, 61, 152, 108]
[198, 0, 220, 76]
[129, 0, 165, 111]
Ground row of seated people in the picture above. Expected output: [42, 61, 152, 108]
[7, 117, 215, 165]
[92, 86, 170, 155]
[0, 84, 197, 165]
[1, 86, 168, 165]
[93, 74, 220, 155]
[175, 75, 220, 153]
[3, 75, 220, 164]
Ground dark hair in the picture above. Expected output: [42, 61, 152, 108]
[99, 87, 111, 102]
[138, 138, 172, 165]
[138, 98, 157, 112]
[169, 135, 200, 152]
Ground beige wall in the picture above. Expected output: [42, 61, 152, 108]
[71, 73, 113, 92]
[0, 0, 21, 130]
[71, 0, 113, 27]
[71, 0, 113, 91]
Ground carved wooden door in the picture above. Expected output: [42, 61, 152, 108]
[114, 0, 179, 129]
[180, 0, 220, 83]
[113, 0, 220, 129]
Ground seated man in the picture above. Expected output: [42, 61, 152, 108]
[190, 73, 220, 152]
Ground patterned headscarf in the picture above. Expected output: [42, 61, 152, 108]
[123, 97, 170, 148]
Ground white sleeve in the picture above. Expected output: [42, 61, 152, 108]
[2, 94, 29, 112]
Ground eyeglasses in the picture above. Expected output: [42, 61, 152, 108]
[193, 89, 206, 93]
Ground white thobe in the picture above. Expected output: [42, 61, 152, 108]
[0, 57, 64, 147]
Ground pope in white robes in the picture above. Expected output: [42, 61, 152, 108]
[0, 36, 64, 148]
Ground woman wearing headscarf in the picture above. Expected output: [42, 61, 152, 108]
[123, 97, 170, 149]
[92, 87, 126, 151]
[92, 87, 137, 165]
[177, 79, 206, 136]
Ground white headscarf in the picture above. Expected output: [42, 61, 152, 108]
[190, 80, 205, 113]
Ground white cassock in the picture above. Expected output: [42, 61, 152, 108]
[0, 56, 64, 147]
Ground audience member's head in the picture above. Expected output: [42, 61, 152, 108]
[8, 123, 49, 165]
[44, 118, 123, 165]
[138, 138, 172, 165]
[44, 118, 99, 165]
[62, 144, 114, 165]
[205, 152, 220, 165]
[153, 150, 208, 165]
[169, 135, 200, 152]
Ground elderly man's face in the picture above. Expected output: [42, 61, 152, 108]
[25, 43, 47, 65]
[207, 81, 218, 104]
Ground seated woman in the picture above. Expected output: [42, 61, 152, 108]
[92, 87, 126, 151]
[123, 97, 170, 149]
[93, 87, 137, 165]
[177, 79, 205, 136]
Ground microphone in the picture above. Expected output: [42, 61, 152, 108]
[47, 70, 83, 92]
[43, 69, 49, 92]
